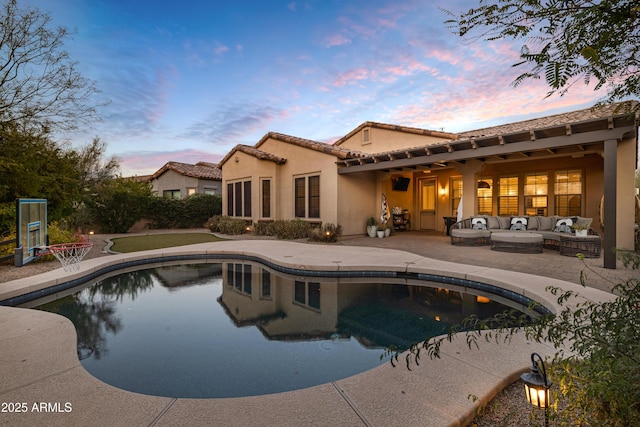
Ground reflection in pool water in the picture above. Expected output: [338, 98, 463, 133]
[33, 261, 526, 398]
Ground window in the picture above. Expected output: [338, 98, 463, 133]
[451, 177, 463, 216]
[308, 176, 320, 218]
[555, 170, 582, 216]
[187, 187, 196, 196]
[163, 189, 180, 199]
[524, 173, 548, 216]
[234, 182, 242, 216]
[227, 263, 253, 296]
[363, 128, 370, 142]
[227, 183, 233, 216]
[227, 180, 252, 217]
[294, 175, 320, 219]
[204, 188, 216, 195]
[243, 181, 252, 217]
[477, 178, 493, 215]
[294, 280, 320, 310]
[261, 179, 271, 218]
[498, 176, 518, 215]
[261, 269, 271, 299]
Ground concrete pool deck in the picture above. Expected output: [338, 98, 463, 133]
[0, 239, 620, 426]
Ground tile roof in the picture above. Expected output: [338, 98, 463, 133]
[256, 132, 368, 160]
[458, 101, 639, 139]
[218, 144, 287, 167]
[333, 121, 458, 146]
[151, 161, 222, 181]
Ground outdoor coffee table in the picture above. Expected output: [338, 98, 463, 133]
[490, 232, 543, 253]
[559, 234, 601, 258]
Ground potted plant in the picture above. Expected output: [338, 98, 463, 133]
[384, 222, 392, 237]
[571, 224, 589, 237]
[376, 222, 385, 238]
[366, 217, 377, 237]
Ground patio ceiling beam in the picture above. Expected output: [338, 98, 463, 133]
[337, 126, 631, 174]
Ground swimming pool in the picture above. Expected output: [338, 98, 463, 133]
[30, 260, 536, 399]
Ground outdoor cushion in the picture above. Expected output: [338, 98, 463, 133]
[497, 216, 511, 229]
[471, 217, 487, 229]
[575, 216, 592, 228]
[486, 216, 500, 229]
[537, 216, 553, 230]
[510, 217, 528, 231]
[554, 217, 574, 233]
[527, 216, 539, 230]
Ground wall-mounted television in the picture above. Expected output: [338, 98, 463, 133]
[392, 177, 410, 191]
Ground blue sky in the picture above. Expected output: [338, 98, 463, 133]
[24, 0, 603, 176]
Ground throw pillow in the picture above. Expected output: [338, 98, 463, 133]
[471, 217, 487, 230]
[510, 217, 528, 231]
[553, 217, 574, 233]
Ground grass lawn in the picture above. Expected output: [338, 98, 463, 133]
[110, 233, 225, 253]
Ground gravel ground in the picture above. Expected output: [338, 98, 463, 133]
[0, 232, 558, 426]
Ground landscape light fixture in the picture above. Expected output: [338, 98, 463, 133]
[521, 352, 552, 427]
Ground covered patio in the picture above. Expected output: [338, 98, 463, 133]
[337, 104, 638, 269]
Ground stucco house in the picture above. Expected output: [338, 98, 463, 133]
[150, 161, 222, 199]
[218, 102, 638, 269]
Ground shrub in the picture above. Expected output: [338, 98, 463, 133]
[308, 223, 342, 243]
[147, 194, 222, 229]
[207, 216, 247, 235]
[0, 202, 15, 235]
[47, 221, 82, 244]
[268, 219, 313, 240]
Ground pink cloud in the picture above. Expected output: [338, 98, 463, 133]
[333, 67, 370, 86]
[214, 43, 229, 55]
[323, 33, 351, 48]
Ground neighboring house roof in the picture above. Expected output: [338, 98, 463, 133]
[151, 161, 222, 181]
[333, 121, 459, 147]
[218, 144, 287, 167]
[129, 174, 152, 182]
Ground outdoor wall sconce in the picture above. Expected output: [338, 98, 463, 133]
[521, 352, 552, 426]
[439, 187, 446, 196]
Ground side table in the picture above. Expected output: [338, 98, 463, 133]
[559, 234, 601, 258]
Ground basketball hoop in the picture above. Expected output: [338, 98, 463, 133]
[39, 242, 94, 272]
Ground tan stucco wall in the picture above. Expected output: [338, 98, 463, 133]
[222, 137, 341, 227]
[337, 171, 378, 235]
[221, 151, 278, 219]
[338, 126, 452, 154]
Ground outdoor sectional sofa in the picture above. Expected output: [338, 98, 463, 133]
[450, 215, 600, 254]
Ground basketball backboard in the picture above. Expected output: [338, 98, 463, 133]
[15, 198, 47, 266]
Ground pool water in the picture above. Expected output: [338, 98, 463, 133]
[34, 261, 519, 398]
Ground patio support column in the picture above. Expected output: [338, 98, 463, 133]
[454, 160, 483, 219]
[603, 139, 617, 269]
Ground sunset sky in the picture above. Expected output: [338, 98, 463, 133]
[24, 0, 604, 176]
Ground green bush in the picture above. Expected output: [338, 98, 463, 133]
[85, 178, 153, 233]
[207, 216, 247, 235]
[147, 194, 222, 229]
[0, 202, 15, 235]
[308, 223, 342, 243]
[268, 219, 313, 239]
[47, 221, 81, 245]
